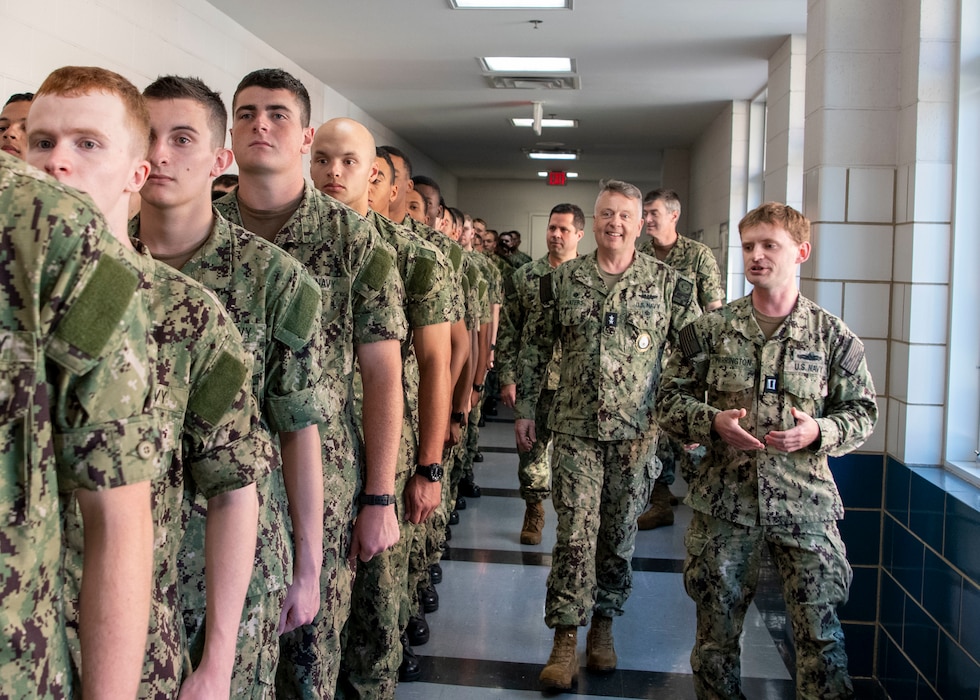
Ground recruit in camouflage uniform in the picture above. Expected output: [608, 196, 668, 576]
[446, 249, 485, 517]
[0, 155, 158, 700]
[637, 230, 725, 528]
[400, 214, 468, 611]
[338, 208, 455, 699]
[62, 239, 269, 700]
[217, 183, 407, 700]
[656, 202, 877, 699]
[457, 248, 493, 496]
[516, 181, 701, 690]
[135, 213, 326, 698]
[496, 255, 563, 536]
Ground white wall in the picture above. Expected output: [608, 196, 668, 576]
[0, 0, 455, 189]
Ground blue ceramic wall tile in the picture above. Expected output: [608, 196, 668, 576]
[904, 600, 939, 681]
[879, 571, 906, 646]
[840, 566, 879, 623]
[831, 453, 884, 509]
[937, 632, 980, 700]
[921, 548, 962, 641]
[960, 579, 980, 665]
[944, 497, 980, 584]
[910, 470, 946, 554]
[840, 509, 882, 566]
[843, 622, 876, 678]
[885, 458, 910, 527]
[879, 633, 919, 700]
[889, 519, 925, 601]
[917, 676, 943, 700]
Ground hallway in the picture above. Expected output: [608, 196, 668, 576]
[396, 412, 799, 699]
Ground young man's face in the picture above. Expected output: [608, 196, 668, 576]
[414, 183, 441, 228]
[593, 191, 643, 255]
[230, 86, 313, 176]
[27, 91, 148, 219]
[740, 221, 810, 294]
[406, 189, 426, 223]
[0, 100, 31, 160]
[482, 232, 498, 253]
[367, 156, 396, 214]
[309, 122, 376, 210]
[143, 98, 226, 210]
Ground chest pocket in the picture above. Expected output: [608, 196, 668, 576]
[237, 323, 268, 400]
[0, 331, 41, 525]
[707, 357, 757, 395]
[782, 367, 829, 409]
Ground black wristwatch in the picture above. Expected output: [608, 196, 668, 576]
[473, 383, 485, 392]
[358, 493, 397, 506]
[451, 411, 466, 425]
[414, 463, 444, 482]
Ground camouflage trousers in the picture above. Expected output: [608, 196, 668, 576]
[462, 397, 481, 483]
[518, 388, 555, 504]
[277, 435, 359, 700]
[338, 462, 414, 700]
[184, 586, 286, 698]
[545, 432, 658, 628]
[426, 430, 465, 571]
[683, 511, 854, 700]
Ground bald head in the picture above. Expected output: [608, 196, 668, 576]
[310, 117, 377, 215]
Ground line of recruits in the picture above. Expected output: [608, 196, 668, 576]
[0, 63, 876, 700]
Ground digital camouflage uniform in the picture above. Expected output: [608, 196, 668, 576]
[217, 185, 407, 700]
[133, 214, 326, 699]
[338, 210, 454, 700]
[400, 216, 466, 603]
[63, 240, 270, 700]
[496, 255, 564, 504]
[459, 250, 493, 489]
[0, 155, 158, 700]
[515, 251, 700, 627]
[656, 294, 877, 700]
[504, 248, 533, 269]
[638, 233, 724, 490]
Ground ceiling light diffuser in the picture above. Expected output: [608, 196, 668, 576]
[451, 1, 571, 8]
[511, 117, 577, 128]
[527, 150, 577, 160]
[482, 57, 573, 73]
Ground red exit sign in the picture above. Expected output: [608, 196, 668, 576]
[547, 171, 567, 186]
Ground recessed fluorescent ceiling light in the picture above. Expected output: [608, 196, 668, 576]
[528, 151, 577, 160]
[512, 118, 577, 128]
[483, 57, 573, 73]
[452, 1, 571, 8]
[538, 171, 578, 177]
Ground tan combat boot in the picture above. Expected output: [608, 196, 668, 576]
[520, 501, 545, 545]
[586, 614, 617, 673]
[637, 480, 674, 530]
[539, 625, 578, 690]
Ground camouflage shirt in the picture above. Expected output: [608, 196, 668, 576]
[497, 255, 563, 390]
[131, 214, 326, 605]
[516, 251, 701, 441]
[63, 240, 270, 695]
[638, 234, 724, 311]
[0, 155, 158, 699]
[401, 215, 465, 326]
[656, 294, 877, 526]
[366, 210, 454, 433]
[217, 185, 407, 471]
[464, 250, 491, 326]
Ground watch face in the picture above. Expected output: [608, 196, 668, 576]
[431, 466, 444, 481]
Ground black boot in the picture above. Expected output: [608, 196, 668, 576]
[399, 633, 422, 682]
[407, 613, 429, 646]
